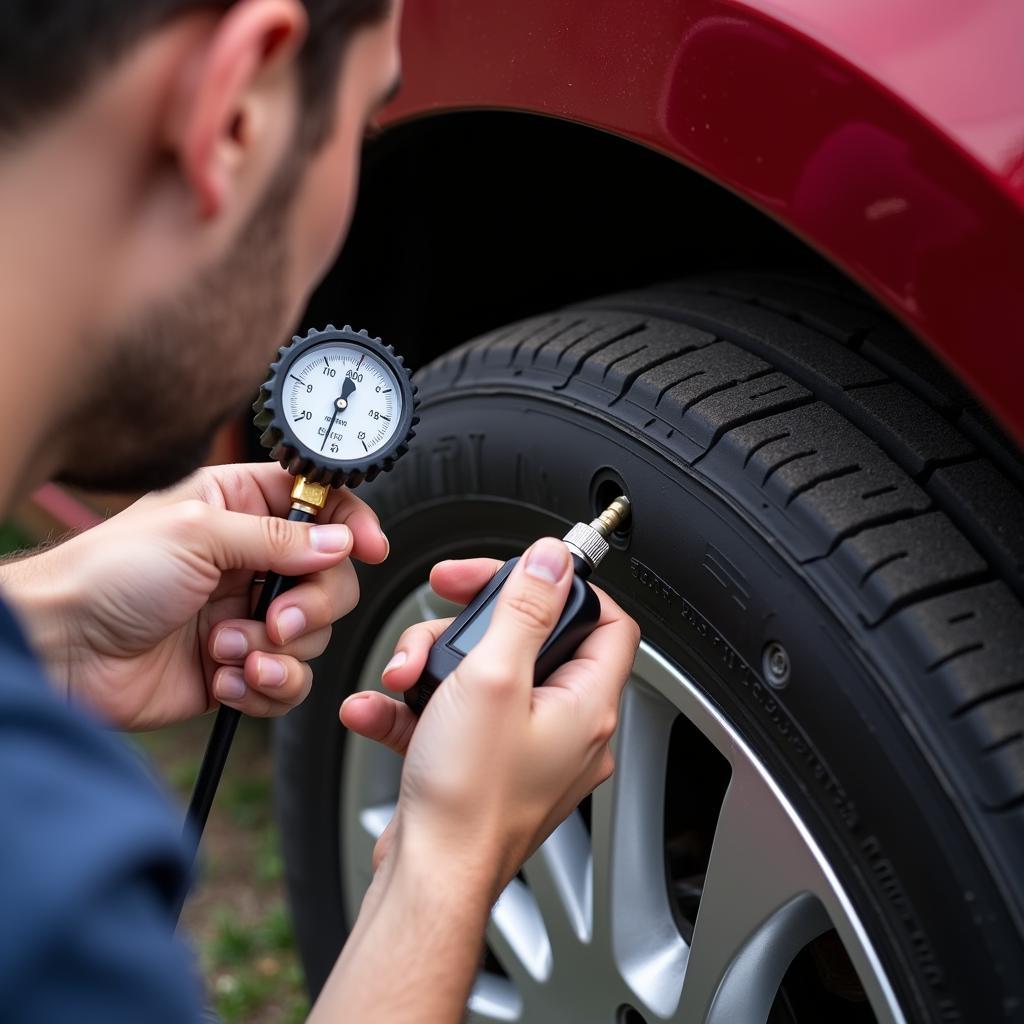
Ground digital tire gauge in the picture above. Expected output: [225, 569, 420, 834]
[404, 496, 631, 714]
[185, 326, 418, 851]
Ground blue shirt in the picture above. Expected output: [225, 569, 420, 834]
[0, 597, 202, 1022]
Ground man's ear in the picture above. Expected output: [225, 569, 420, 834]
[165, 0, 309, 221]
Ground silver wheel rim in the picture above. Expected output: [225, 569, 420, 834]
[340, 584, 907, 1024]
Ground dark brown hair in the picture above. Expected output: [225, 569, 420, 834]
[0, 0, 390, 148]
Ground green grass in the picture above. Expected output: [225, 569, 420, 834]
[0, 521, 31, 556]
[206, 902, 310, 1023]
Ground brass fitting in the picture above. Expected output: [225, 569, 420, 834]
[290, 474, 330, 516]
[590, 495, 631, 539]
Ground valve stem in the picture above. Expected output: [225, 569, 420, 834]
[562, 495, 631, 571]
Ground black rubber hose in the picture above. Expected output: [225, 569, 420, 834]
[183, 506, 316, 860]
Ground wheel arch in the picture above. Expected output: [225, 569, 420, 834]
[306, 0, 1024, 446]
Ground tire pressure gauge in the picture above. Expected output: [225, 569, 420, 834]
[183, 326, 417, 878]
[253, 325, 418, 489]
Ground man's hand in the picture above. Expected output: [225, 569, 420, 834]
[344, 537, 639, 886]
[0, 463, 388, 730]
[316, 538, 639, 1023]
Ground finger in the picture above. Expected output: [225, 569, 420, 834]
[332, 498, 389, 566]
[194, 463, 389, 564]
[264, 559, 359, 645]
[428, 558, 504, 605]
[177, 501, 355, 579]
[209, 620, 333, 665]
[339, 690, 418, 756]
[379, 617, 455, 693]
[210, 655, 313, 717]
[469, 537, 573, 679]
[546, 588, 641, 705]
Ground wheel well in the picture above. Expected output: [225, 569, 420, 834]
[302, 111, 838, 371]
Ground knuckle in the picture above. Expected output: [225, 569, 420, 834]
[261, 515, 296, 558]
[628, 618, 642, 648]
[593, 710, 619, 746]
[597, 751, 616, 785]
[461, 659, 517, 697]
[503, 589, 555, 632]
[336, 571, 360, 618]
[174, 499, 209, 532]
[307, 626, 332, 659]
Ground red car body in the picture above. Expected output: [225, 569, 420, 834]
[383, 0, 1024, 446]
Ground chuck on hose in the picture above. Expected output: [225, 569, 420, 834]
[404, 496, 632, 714]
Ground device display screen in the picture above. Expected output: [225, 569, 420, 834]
[449, 598, 497, 655]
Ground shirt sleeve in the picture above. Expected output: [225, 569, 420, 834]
[0, 618, 202, 1023]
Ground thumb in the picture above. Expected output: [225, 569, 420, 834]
[181, 502, 353, 576]
[471, 537, 573, 677]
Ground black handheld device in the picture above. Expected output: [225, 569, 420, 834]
[404, 496, 631, 714]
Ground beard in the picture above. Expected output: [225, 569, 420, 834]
[57, 155, 302, 493]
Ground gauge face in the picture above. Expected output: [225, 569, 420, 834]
[283, 341, 403, 463]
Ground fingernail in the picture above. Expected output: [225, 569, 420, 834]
[276, 606, 306, 644]
[380, 528, 390, 559]
[216, 668, 247, 701]
[213, 628, 248, 661]
[524, 538, 570, 584]
[342, 691, 373, 708]
[382, 651, 406, 676]
[310, 524, 351, 553]
[257, 655, 287, 688]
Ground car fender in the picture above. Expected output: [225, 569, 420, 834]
[385, 0, 1024, 444]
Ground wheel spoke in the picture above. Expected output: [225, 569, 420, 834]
[675, 764, 830, 1023]
[347, 801, 395, 899]
[487, 877, 553, 985]
[592, 681, 685, 1018]
[467, 973, 522, 1023]
[522, 808, 593, 946]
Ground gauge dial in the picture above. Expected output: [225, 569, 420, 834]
[254, 325, 418, 489]
[285, 341, 403, 461]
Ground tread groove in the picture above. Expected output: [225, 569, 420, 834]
[608, 351, 690, 406]
[784, 464, 860, 508]
[869, 571, 993, 628]
[859, 551, 907, 586]
[552, 323, 648, 389]
[761, 449, 817, 486]
[928, 642, 985, 674]
[742, 431, 790, 469]
[952, 679, 1024, 718]
[518, 318, 584, 366]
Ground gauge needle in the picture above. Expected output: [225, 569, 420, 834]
[320, 376, 358, 451]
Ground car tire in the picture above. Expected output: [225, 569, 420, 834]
[276, 273, 1024, 1023]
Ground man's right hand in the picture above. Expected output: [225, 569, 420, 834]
[339, 537, 641, 898]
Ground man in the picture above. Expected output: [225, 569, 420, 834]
[0, 1, 639, 1021]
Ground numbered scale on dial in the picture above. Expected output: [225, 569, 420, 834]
[253, 325, 418, 489]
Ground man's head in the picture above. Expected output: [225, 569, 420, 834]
[0, 0, 401, 491]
